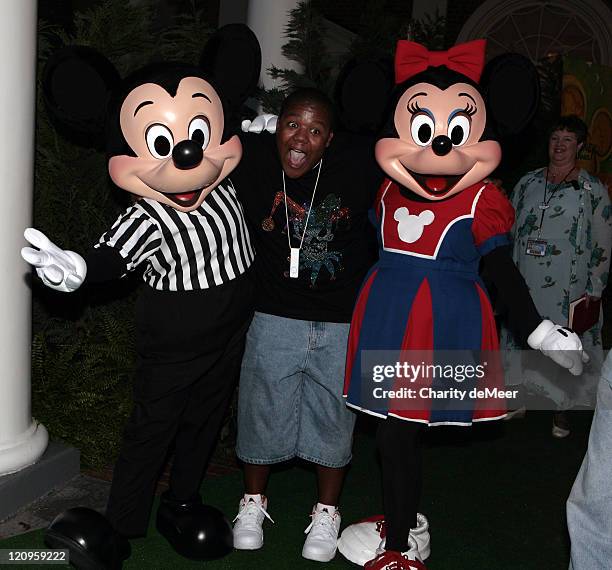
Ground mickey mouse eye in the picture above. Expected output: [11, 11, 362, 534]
[145, 124, 174, 159]
[410, 114, 435, 146]
[188, 116, 210, 150]
[448, 114, 471, 146]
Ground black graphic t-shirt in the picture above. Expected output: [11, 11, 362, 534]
[231, 131, 382, 323]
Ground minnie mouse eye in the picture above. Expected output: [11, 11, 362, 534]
[448, 115, 470, 146]
[410, 114, 435, 146]
[145, 124, 174, 159]
[188, 116, 210, 150]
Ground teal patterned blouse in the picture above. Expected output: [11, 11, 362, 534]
[510, 168, 611, 344]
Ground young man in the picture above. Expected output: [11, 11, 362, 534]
[229, 88, 381, 562]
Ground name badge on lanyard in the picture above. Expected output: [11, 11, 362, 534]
[525, 238, 547, 257]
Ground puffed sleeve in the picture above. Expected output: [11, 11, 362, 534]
[472, 183, 515, 256]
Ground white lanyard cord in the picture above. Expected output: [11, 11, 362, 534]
[282, 158, 323, 252]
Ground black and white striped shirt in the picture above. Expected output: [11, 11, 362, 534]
[95, 180, 254, 291]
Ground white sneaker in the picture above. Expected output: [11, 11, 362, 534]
[302, 504, 341, 562]
[337, 513, 430, 566]
[232, 494, 274, 550]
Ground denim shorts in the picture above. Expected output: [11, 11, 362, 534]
[236, 312, 356, 468]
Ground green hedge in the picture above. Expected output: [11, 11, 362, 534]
[32, 0, 215, 469]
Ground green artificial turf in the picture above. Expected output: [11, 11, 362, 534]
[0, 410, 591, 569]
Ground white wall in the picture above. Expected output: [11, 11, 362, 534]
[247, 0, 303, 90]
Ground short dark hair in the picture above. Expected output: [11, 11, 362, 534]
[549, 115, 588, 145]
[279, 87, 335, 130]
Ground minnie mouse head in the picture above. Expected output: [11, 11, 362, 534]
[374, 39, 539, 200]
[42, 24, 261, 212]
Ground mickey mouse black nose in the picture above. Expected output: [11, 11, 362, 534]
[431, 135, 452, 156]
[172, 140, 203, 170]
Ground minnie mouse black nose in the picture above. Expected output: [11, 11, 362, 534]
[172, 140, 204, 169]
[431, 135, 452, 156]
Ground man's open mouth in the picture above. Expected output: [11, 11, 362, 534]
[162, 188, 204, 207]
[287, 149, 307, 169]
[408, 170, 464, 197]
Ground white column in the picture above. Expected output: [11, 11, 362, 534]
[0, 0, 48, 476]
[247, 0, 303, 90]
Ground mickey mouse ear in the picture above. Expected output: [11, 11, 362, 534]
[199, 23, 261, 112]
[334, 57, 394, 134]
[481, 53, 540, 137]
[43, 46, 120, 149]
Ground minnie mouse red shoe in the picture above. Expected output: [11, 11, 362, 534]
[337, 513, 430, 565]
[363, 537, 427, 570]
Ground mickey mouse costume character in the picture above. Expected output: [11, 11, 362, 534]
[338, 40, 588, 569]
[21, 24, 261, 569]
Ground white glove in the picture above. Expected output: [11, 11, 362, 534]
[241, 113, 278, 134]
[527, 319, 590, 376]
[21, 228, 87, 293]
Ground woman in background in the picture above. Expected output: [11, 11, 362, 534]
[501, 115, 611, 436]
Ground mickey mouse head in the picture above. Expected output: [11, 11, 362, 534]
[394, 207, 435, 243]
[42, 24, 261, 213]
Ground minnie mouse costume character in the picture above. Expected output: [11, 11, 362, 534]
[21, 25, 261, 569]
[338, 40, 588, 569]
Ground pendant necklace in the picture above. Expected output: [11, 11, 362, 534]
[283, 159, 323, 279]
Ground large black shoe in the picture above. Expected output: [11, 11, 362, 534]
[156, 491, 233, 560]
[44, 507, 131, 570]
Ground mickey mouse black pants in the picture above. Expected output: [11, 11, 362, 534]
[105, 272, 253, 537]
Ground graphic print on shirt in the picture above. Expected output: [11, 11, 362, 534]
[261, 191, 350, 286]
[394, 207, 435, 243]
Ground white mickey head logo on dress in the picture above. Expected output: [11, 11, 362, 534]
[394, 207, 435, 243]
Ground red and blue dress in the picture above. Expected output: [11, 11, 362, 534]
[343, 179, 514, 425]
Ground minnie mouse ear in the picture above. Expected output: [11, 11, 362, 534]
[481, 53, 540, 136]
[199, 23, 261, 112]
[43, 46, 120, 149]
[334, 57, 394, 134]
